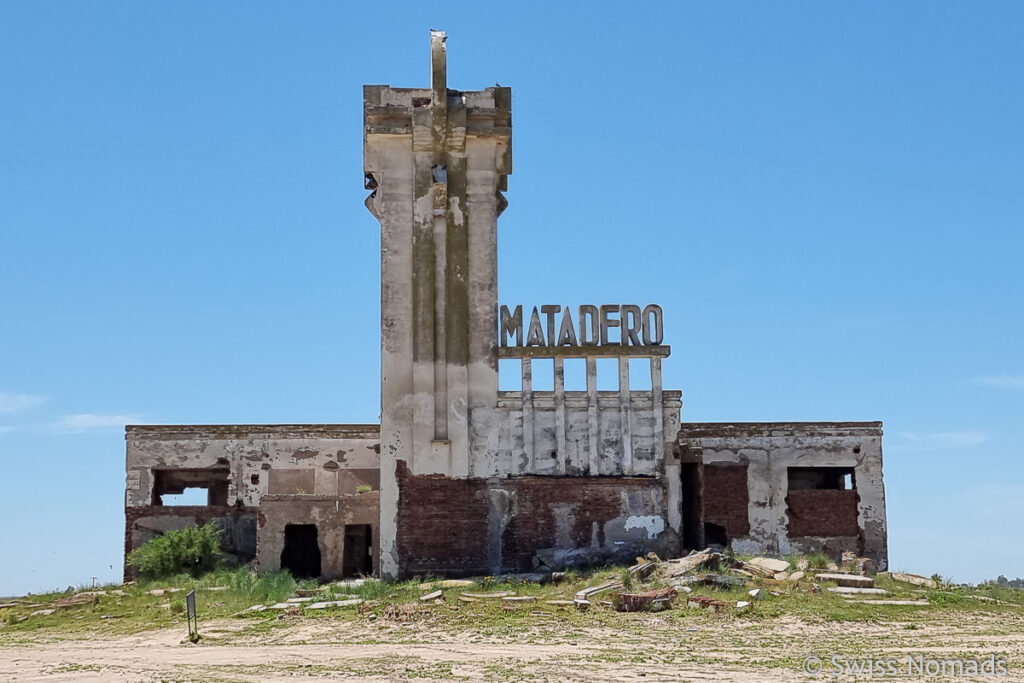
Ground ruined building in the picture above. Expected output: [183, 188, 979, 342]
[124, 33, 887, 581]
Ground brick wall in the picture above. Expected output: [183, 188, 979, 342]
[394, 461, 491, 575]
[395, 461, 669, 576]
[702, 464, 750, 537]
[785, 489, 859, 537]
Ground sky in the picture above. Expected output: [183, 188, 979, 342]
[1, 2, 1022, 596]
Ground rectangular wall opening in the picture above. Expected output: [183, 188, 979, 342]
[563, 357, 586, 390]
[281, 524, 321, 579]
[343, 524, 373, 577]
[152, 469, 229, 506]
[788, 467, 856, 491]
[628, 358, 652, 390]
[680, 462, 702, 549]
[498, 358, 521, 391]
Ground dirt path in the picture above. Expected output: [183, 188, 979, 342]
[3, 612, 1023, 682]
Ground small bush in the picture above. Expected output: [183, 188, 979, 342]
[356, 484, 372, 494]
[127, 521, 223, 579]
[169, 599, 185, 615]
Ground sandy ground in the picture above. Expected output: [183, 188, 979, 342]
[3, 611, 1024, 682]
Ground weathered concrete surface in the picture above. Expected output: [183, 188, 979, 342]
[256, 492, 379, 579]
[123, 425, 380, 579]
[677, 422, 887, 569]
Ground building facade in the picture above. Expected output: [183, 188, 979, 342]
[123, 32, 887, 581]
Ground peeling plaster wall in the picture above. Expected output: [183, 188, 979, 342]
[124, 425, 381, 577]
[256, 493, 380, 579]
[678, 422, 887, 568]
[125, 425, 380, 507]
[470, 391, 682, 477]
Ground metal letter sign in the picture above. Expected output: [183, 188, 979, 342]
[186, 590, 199, 642]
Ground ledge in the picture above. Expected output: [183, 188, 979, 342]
[498, 345, 671, 359]
[126, 424, 381, 441]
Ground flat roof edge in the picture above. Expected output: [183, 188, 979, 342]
[126, 424, 381, 439]
[678, 421, 883, 438]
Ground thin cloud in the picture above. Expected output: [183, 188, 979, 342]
[898, 431, 986, 447]
[53, 414, 144, 432]
[0, 392, 46, 413]
[972, 375, 1024, 391]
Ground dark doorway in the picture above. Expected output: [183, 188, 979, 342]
[343, 524, 373, 577]
[281, 524, 321, 579]
[680, 463, 702, 549]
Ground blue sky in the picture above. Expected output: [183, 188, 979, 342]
[1, 2, 1022, 595]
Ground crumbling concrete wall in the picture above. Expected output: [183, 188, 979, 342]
[256, 492, 379, 579]
[677, 422, 887, 568]
[124, 424, 380, 578]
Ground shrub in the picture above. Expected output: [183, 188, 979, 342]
[356, 484, 372, 494]
[127, 521, 223, 579]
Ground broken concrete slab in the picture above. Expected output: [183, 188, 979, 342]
[501, 596, 537, 603]
[787, 571, 806, 582]
[420, 579, 474, 590]
[31, 609, 55, 616]
[202, 586, 230, 592]
[774, 572, 789, 581]
[545, 600, 575, 606]
[748, 588, 763, 601]
[816, 573, 875, 588]
[827, 586, 888, 595]
[267, 603, 293, 610]
[889, 572, 938, 589]
[461, 591, 515, 599]
[574, 598, 591, 611]
[736, 600, 751, 610]
[574, 582, 621, 600]
[286, 597, 315, 603]
[241, 604, 267, 613]
[420, 590, 443, 601]
[746, 557, 790, 575]
[305, 599, 363, 610]
[335, 578, 366, 588]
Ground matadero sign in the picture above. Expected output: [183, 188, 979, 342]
[499, 304, 664, 348]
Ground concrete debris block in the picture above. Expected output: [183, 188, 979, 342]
[306, 599, 363, 610]
[629, 561, 657, 580]
[670, 585, 693, 594]
[827, 586, 888, 595]
[843, 599, 929, 606]
[148, 589, 165, 596]
[661, 549, 722, 577]
[501, 596, 538, 603]
[461, 591, 515, 599]
[747, 589, 763, 601]
[202, 586, 229, 591]
[294, 589, 320, 597]
[242, 604, 267, 613]
[770, 591, 781, 597]
[335, 578, 366, 588]
[267, 603, 293, 609]
[0, 602, 20, 609]
[826, 563, 839, 571]
[736, 601, 751, 610]
[889, 572, 938, 589]
[574, 582, 621, 600]
[816, 573, 875, 588]
[420, 579, 474, 590]
[458, 595, 477, 603]
[286, 597, 315, 603]
[841, 552, 877, 575]
[420, 590, 443, 601]
[731, 569, 755, 578]
[551, 572, 567, 583]
[796, 558, 809, 571]
[574, 598, 591, 611]
[787, 571, 806, 582]
[774, 572, 789, 581]
[31, 609, 55, 616]
[746, 557, 791, 575]
[545, 600, 575, 606]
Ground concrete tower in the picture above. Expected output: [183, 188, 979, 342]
[363, 31, 512, 578]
